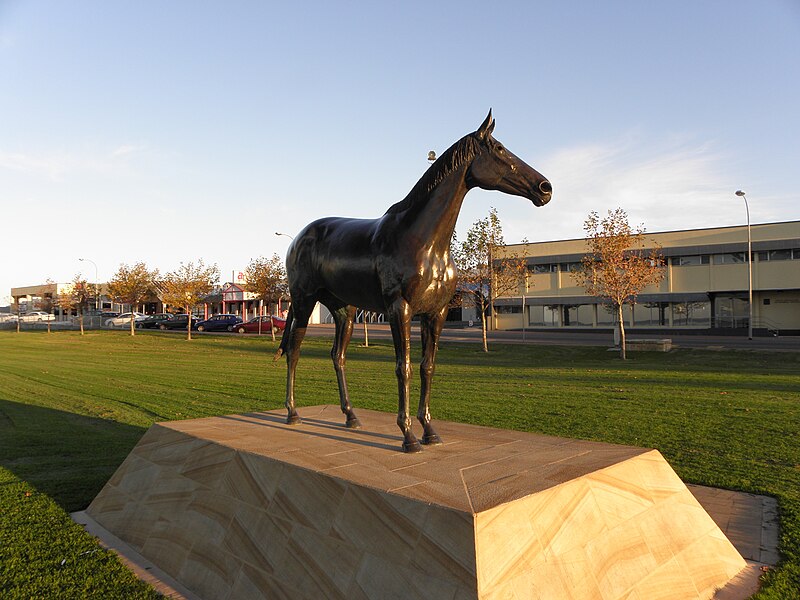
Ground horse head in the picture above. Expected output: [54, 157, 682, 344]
[466, 110, 552, 207]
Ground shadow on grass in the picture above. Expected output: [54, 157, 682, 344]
[0, 400, 146, 512]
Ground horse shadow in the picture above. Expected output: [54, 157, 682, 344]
[0, 400, 147, 512]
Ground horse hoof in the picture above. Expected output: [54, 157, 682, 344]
[402, 439, 423, 453]
[346, 417, 362, 430]
[422, 433, 442, 445]
[286, 414, 302, 425]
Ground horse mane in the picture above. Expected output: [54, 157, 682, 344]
[384, 133, 482, 216]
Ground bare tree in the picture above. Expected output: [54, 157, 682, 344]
[41, 279, 57, 333]
[160, 260, 219, 340]
[107, 262, 159, 336]
[244, 254, 288, 341]
[454, 208, 527, 352]
[572, 208, 665, 359]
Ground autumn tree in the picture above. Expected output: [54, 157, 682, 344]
[572, 208, 665, 359]
[107, 262, 159, 336]
[56, 275, 93, 335]
[453, 208, 527, 352]
[160, 260, 219, 340]
[243, 254, 288, 341]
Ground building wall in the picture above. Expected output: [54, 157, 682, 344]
[493, 220, 800, 334]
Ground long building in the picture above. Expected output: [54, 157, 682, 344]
[493, 220, 800, 336]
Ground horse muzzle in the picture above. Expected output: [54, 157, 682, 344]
[531, 180, 552, 206]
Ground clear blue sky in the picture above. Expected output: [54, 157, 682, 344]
[1, 1, 798, 301]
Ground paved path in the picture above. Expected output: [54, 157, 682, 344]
[300, 323, 800, 352]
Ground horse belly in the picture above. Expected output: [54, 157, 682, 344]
[317, 253, 385, 311]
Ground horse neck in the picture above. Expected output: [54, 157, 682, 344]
[388, 164, 470, 253]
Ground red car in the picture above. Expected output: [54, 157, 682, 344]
[234, 315, 287, 334]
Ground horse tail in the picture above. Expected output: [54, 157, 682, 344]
[274, 305, 293, 361]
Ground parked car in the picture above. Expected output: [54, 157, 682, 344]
[100, 311, 119, 320]
[195, 314, 242, 332]
[19, 311, 55, 322]
[234, 315, 287, 334]
[136, 313, 174, 329]
[105, 312, 147, 327]
[0, 314, 19, 323]
[158, 314, 201, 330]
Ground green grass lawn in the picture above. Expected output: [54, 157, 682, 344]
[1, 330, 798, 598]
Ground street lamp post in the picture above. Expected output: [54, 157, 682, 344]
[734, 191, 753, 340]
[78, 258, 99, 311]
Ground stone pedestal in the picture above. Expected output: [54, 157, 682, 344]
[86, 405, 746, 599]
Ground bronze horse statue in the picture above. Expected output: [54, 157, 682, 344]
[276, 111, 551, 452]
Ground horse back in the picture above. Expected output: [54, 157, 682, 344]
[286, 216, 385, 309]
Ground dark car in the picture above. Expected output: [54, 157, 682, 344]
[136, 313, 174, 329]
[195, 314, 243, 332]
[159, 314, 201, 330]
[234, 315, 287, 334]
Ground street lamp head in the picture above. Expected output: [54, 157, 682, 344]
[735, 190, 746, 197]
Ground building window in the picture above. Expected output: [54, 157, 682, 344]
[633, 302, 668, 326]
[596, 304, 617, 326]
[713, 296, 749, 328]
[563, 304, 593, 326]
[794, 248, 800, 259]
[758, 249, 793, 262]
[528, 263, 558, 274]
[672, 301, 711, 327]
[560, 262, 583, 273]
[674, 255, 710, 266]
[528, 305, 559, 327]
[712, 252, 747, 265]
[495, 305, 522, 314]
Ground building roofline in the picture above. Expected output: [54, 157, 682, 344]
[505, 219, 800, 249]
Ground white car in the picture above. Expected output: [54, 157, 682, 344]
[105, 312, 147, 327]
[19, 311, 55, 322]
[0, 314, 19, 323]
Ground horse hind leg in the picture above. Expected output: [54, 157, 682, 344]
[282, 300, 313, 425]
[329, 302, 361, 429]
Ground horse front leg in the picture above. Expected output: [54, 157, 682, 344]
[330, 304, 361, 429]
[389, 301, 420, 453]
[418, 308, 446, 445]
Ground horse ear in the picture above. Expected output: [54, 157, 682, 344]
[476, 109, 495, 139]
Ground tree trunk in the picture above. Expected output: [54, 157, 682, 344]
[186, 304, 192, 340]
[270, 314, 276, 342]
[258, 300, 263, 336]
[480, 303, 489, 353]
[130, 308, 135, 336]
[363, 311, 369, 347]
[617, 303, 627, 360]
[79, 308, 85, 335]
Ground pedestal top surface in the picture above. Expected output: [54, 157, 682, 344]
[159, 405, 649, 514]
